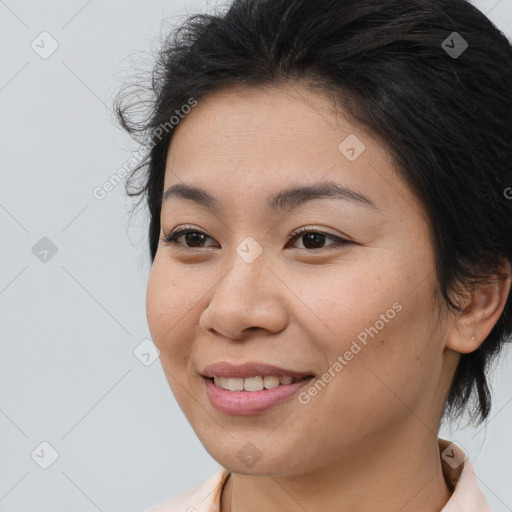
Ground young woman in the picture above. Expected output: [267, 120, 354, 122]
[115, 0, 512, 510]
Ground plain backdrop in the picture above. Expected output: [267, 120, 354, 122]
[1, 0, 511, 510]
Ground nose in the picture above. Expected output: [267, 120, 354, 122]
[199, 252, 288, 341]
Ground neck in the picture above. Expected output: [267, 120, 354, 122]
[221, 429, 453, 512]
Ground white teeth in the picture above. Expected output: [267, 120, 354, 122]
[214, 377, 227, 388]
[244, 376, 264, 391]
[212, 375, 298, 391]
[264, 376, 280, 389]
[227, 377, 244, 391]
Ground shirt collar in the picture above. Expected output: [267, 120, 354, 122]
[438, 438, 492, 511]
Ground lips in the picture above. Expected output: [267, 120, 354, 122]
[202, 372, 315, 415]
[201, 361, 314, 380]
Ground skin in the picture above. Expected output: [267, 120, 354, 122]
[146, 83, 511, 512]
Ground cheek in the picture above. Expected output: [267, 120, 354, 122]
[145, 263, 168, 346]
[145, 258, 185, 351]
[146, 262, 196, 400]
[146, 257, 204, 374]
[301, 257, 440, 412]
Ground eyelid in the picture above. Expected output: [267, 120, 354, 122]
[161, 224, 215, 247]
[286, 226, 351, 250]
[161, 224, 353, 251]
[289, 225, 347, 240]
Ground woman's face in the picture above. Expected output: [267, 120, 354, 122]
[146, 83, 459, 476]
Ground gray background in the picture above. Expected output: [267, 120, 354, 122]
[1, 0, 511, 510]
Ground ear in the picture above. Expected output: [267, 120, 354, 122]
[446, 260, 512, 354]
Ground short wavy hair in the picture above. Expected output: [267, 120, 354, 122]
[115, 0, 512, 426]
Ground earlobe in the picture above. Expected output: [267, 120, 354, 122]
[445, 269, 512, 355]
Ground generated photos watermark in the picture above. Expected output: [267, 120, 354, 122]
[298, 301, 403, 404]
[92, 97, 198, 200]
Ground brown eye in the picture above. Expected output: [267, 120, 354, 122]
[161, 228, 216, 248]
[161, 226, 351, 251]
[287, 228, 351, 250]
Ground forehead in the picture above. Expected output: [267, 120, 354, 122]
[162, 83, 416, 219]
[166, 83, 373, 166]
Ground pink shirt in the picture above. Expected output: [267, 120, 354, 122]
[146, 438, 492, 512]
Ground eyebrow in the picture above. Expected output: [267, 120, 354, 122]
[162, 181, 379, 213]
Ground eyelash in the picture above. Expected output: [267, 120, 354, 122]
[160, 225, 351, 251]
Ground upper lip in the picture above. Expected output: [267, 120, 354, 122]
[201, 362, 314, 380]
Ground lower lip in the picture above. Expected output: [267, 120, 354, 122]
[203, 376, 314, 415]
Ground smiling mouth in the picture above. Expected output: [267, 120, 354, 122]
[206, 375, 314, 392]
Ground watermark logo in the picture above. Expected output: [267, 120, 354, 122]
[441, 442, 468, 469]
[338, 134, 366, 161]
[133, 338, 160, 367]
[237, 442, 263, 468]
[441, 32, 468, 59]
[31, 441, 59, 469]
[236, 236, 263, 264]
[32, 237, 58, 263]
[31, 32, 59, 59]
